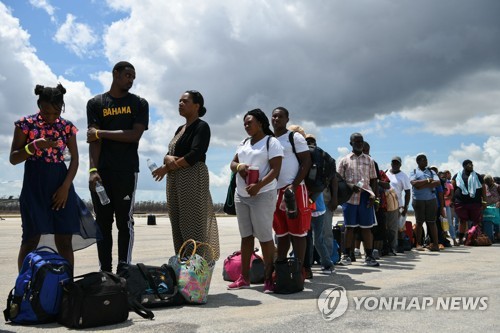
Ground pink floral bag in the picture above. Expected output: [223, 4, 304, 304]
[168, 239, 216, 304]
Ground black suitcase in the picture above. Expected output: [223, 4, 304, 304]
[58, 272, 129, 328]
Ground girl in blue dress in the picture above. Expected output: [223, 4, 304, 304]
[10, 84, 81, 271]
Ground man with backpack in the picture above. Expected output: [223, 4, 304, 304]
[271, 107, 312, 279]
[304, 134, 336, 275]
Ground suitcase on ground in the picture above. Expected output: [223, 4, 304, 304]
[405, 221, 414, 247]
[333, 221, 344, 253]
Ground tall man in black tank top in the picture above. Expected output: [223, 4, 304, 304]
[86, 61, 149, 273]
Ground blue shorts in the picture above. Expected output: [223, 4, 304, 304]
[342, 191, 377, 228]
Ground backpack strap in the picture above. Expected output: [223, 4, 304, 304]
[244, 136, 271, 157]
[289, 131, 300, 163]
[129, 299, 155, 320]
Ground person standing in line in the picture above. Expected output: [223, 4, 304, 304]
[304, 134, 335, 275]
[409, 154, 440, 251]
[271, 107, 312, 276]
[385, 156, 411, 254]
[225, 109, 283, 292]
[87, 61, 149, 273]
[10, 84, 79, 270]
[451, 160, 486, 245]
[152, 90, 220, 260]
[337, 133, 380, 267]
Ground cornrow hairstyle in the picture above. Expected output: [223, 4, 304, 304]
[186, 90, 207, 117]
[244, 108, 274, 137]
[34, 83, 66, 112]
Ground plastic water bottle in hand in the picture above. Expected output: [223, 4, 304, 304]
[284, 188, 298, 219]
[95, 181, 110, 205]
[147, 158, 158, 172]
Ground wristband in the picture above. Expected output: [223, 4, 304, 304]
[427, 178, 431, 183]
[32, 140, 39, 150]
[95, 130, 100, 139]
[236, 163, 243, 172]
[24, 144, 34, 155]
[89, 167, 98, 173]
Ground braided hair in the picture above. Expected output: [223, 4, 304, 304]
[34, 83, 66, 112]
[244, 109, 274, 137]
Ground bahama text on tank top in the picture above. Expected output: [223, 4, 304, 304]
[102, 106, 132, 117]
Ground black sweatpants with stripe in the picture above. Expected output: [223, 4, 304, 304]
[91, 170, 137, 273]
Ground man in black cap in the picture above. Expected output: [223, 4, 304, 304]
[86, 61, 149, 273]
[451, 159, 486, 244]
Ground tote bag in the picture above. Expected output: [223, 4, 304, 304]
[168, 239, 216, 304]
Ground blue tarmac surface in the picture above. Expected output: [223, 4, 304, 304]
[0, 215, 498, 332]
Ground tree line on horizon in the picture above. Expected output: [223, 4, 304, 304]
[0, 197, 227, 215]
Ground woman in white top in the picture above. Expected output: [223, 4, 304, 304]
[227, 109, 283, 293]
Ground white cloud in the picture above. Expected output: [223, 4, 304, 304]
[3, 0, 500, 203]
[54, 14, 98, 58]
[400, 70, 500, 136]
[29, 0, 56, 22]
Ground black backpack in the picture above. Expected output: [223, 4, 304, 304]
[289, 132, 336, 200]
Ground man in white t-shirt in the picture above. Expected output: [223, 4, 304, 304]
[385, 156, 411, 254]
[271, 107, 312, 275]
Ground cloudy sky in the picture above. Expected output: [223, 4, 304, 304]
[1, 0, 500, 204]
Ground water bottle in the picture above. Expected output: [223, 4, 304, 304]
[308, 164, 317, 183]
[95, 181, 110, 205]
[284, 188, 298, 219]
[147, 158, 158, 172]
[356, 179, 364, 188]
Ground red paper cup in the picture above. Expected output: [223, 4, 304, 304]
[246, 166, 259, 185]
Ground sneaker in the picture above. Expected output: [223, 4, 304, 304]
[388, 250, 397, 256]
[364, 256, 380, 267]
[340, 255, 352, 266]
[227, 275, 250, 290]
[116, 261, 129, 276]
[354, 248, 361, 257]
[415, 244, 425, 251]
[372, 249, 380, 259]
[320, 266, 335, 275]
[263, 279, 275, 294]
[304, 267, 313, 279]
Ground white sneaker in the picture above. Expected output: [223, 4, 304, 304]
[340, 255, 352, 266]
[364, 256, 380, 267]
[354, 248, 361, 258]
[320, 266, 335, 275]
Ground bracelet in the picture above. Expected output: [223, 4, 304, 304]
[24, 144, 34, 155]
[95, 130, 100, 139]
[32, 140, 39, 150]
[89, 167, 98, 173]
[236, 163, 241, 172]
